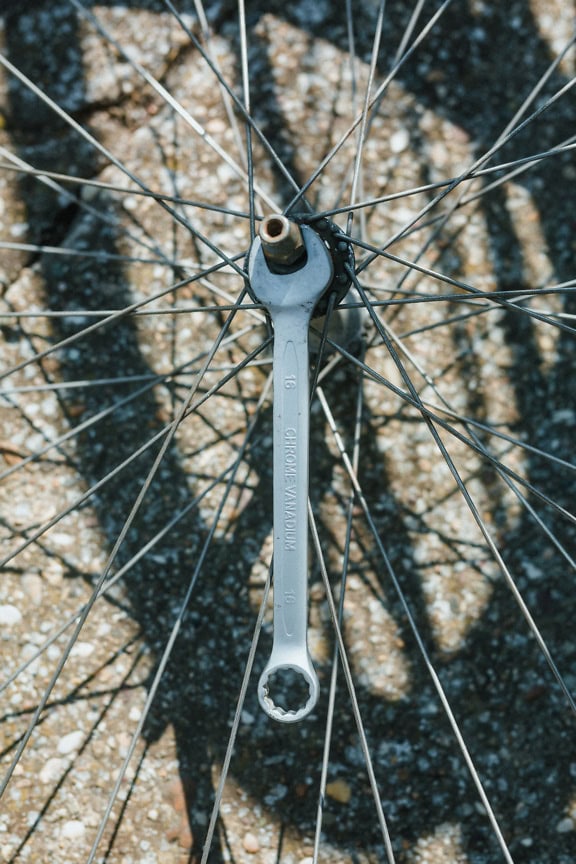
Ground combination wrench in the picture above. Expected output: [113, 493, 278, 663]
[247, 217, 334, 723]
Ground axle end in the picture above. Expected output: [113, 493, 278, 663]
[259, 214, 305, 267]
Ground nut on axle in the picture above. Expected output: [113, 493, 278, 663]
[259, 214, 305, 267]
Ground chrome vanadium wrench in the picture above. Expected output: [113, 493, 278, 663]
[248, 216, 333, 722]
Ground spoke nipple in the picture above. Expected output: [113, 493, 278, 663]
[259, 214, 305, 267]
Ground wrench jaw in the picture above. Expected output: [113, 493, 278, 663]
[247, 225, 334, 314]
[246, 215, 355, 318]
[258, 652, 320, 724]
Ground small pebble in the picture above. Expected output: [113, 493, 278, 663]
[389, 128, 410, 154]
[556, 817, 574, 833]
[58, 730, 84, 755]
[70, 641, 95, 658]
[39, 757, 68, 784]
[325, 778, 351, 804]
[242, 832, 260, 853]
[44, 562, 64, 586]
[21, 573, 43, 605]
[0, 604, 22, 626]
[60, 820, 86, 840]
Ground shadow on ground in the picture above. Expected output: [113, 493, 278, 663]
[2, 1, 575, 861]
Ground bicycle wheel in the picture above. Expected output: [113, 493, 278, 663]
[1, 1, 575, 862]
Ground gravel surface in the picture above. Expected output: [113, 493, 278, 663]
[0, 2, 575, 863]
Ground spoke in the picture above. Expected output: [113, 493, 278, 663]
[200, 568, 272, 864]
[162, 0, 310, 211]
[0, 143, 248, 275]
[1, 329, 272, 567]
[349, 235, 576, 338]
[346, 0, 385, 239]
[343, 0, 361, 232]
[3, 281, 572, 323]
[0, 239, 173, 266]
[0, 443, 252, 698]
[0, 155, 253, 218]
[316, 388, 516, 864]
[308, 498, 397, 864]
[0, 255, 248, 385]
[1, 374, 165, 395]
[375, 33, 576, 302]
[191, 0, 249, 171]
[237, 0, 256, 242]
[0, 51, 247, 276]
[70, 0, 278, 216]
[85, 371, 273, 864]
[361, 73, 576, 261]
[318, 281, 576, 309]
[495, 32, 575, 144]
[285, 0, 455, 213]
[0, 286, 252, 797]
[329, 333, 576, 521]
[313, 363, 364, 864]
[351, 274, 576, 716]
[381, 315, 576, 570]
[0, 301, 263, 319]
[393, 0, 427, 64]
[314, 138, 576, 220]
[0, 332, 241, 482]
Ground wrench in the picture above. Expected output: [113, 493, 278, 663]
[248, 221, 333, 722]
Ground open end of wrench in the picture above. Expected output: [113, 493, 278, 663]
[258, 657, 320, 723]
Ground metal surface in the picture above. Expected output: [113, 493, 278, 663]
[248, 223, 333, 722]
[258, 214, 305, 267]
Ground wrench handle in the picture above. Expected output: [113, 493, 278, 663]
[273, 309, 309, 643]
[258, 306, 320, 722]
